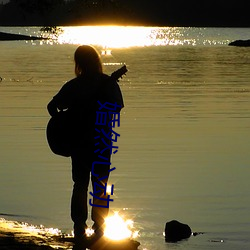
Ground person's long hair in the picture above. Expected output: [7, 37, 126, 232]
[74, 45, 103, 76]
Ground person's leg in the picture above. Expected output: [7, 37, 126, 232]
[90, 152, 111, 234]
[91, 175, 110, 234]
[71, 150, 91, 238]
[71, 182, 88, 237]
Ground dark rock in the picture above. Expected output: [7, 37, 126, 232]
[228, 39, 250, 47]
[0, 31, 45, 41]
[164, 220, 192, 242]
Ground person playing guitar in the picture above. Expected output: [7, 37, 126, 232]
[47, 45, 125, 247]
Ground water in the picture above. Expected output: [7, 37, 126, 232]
[0, 26, 250, 250]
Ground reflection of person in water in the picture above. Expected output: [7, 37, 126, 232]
[47, 45, 124, 244]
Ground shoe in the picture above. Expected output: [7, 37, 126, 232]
[73, 223, 89, 249]
[91, 224, 104, 244]
[95, 227, 104, 237]
[74, 234, 90, 250]
[92, 223, 104, 234]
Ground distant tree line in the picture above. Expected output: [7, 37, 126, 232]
[0, 0, 249, 26]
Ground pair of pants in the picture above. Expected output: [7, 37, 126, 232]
[70, 148, 111, 235]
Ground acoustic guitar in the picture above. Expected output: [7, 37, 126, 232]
[46, 65, 127, 157]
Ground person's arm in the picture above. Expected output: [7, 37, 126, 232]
[47, 80, 74, 116]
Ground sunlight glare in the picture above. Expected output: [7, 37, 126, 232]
[106, 184, 114, 194]
[104, 212, 138, 241]
[85, 227, 95, 237]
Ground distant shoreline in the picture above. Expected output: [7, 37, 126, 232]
[1, 23, 250, 28]
[0, 31, 45, 41]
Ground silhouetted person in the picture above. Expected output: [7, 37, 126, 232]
[47, 45, 124, 245]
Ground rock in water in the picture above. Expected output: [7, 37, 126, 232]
[164, 220, 192, 242]
[228, 39, 250, 47]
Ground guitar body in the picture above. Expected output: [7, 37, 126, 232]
[46, 110, 72, 157]
[46, 65, 127, 157]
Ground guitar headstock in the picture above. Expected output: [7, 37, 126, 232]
[110, 65, 128, 82]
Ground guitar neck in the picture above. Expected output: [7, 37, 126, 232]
[110, 65, 128, 82]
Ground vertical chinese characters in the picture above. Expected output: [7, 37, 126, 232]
[89, 101, 121, 208]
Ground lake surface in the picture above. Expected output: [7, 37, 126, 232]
[0, 26, 250, 249]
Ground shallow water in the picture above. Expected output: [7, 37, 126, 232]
[0, 27, 250, 249]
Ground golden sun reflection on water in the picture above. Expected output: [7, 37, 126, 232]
[0, 213, 139, 243]
[104, 211, 139, 241]
[56, 26, 202, 48]
[74, 212, 139, 241]
[57, 26, 154, 48]
[44, 26, 231, 47]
